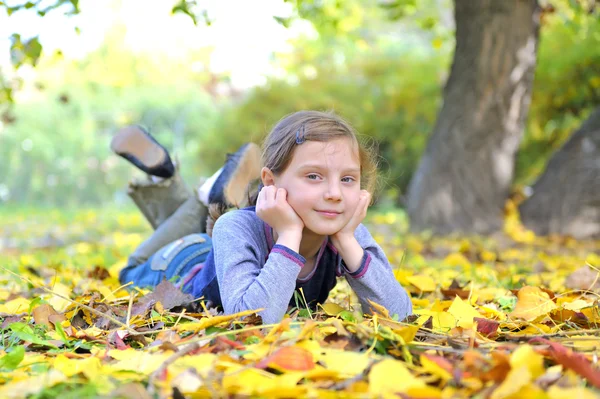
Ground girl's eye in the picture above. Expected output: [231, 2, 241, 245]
[307, 174, 320, 180]
[342, 176, 356, 183]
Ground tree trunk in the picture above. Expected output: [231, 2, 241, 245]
[519, 107, 600, 239]
[406, 0, 540, 234]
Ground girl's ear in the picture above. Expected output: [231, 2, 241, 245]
[261, 167, 276, 187]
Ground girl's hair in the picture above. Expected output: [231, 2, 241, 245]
[206, 110, 379, 236]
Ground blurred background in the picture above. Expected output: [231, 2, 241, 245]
[1, 0, 598, 238]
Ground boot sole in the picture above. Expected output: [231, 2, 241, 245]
[111, 126, 166, 169]
[224, 143, 262, 207]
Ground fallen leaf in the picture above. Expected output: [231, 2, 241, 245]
[369, 358, 425, 395]
[32, 304, 65, 328]
[407, 275, 436, 292]
[530, 338, 600, 389]
[256, 346, 315, 371]
[447, 296, 481, 328]
[564, 265, 600, 292]
[474, 317, 499, 338]
[510, 286, 557, 321]
[138, 280, 193, 312]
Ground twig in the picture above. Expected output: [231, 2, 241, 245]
[167, 311, 202, 323]
[126, 292, 134, 328]
[0, 265, 136, 334]
[502, 328, 600, 341]
[0, 312, 27, 318]
[147, 342, 200, 396]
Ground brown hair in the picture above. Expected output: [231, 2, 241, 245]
[206, 110, 379, 236]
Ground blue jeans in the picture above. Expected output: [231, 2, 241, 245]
[119, 233, 213, 290]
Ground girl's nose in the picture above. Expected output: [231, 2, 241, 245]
[325, 182, 342, 201]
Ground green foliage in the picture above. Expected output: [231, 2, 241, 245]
[1, 1, 598, 205]
[515, 8, 600, 185]
[0, 345, 25, 370]
[0, 28, 220, 205]
[201, 43, 448, 198]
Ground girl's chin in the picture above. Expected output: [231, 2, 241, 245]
[303, 222, 344, 237]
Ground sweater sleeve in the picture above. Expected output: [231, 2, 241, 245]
[340, 224, 413, 320]
[211, 211, 303, 324]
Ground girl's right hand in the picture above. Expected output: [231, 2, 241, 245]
[256, 186, 304, 237]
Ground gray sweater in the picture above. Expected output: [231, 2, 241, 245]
[210, 208, 413, 324]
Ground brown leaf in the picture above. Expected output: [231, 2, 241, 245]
[474, 317, 499, 338]
[530, 338, 600, 389]
[565, 265, 600, 292]
[87, 265, 110, 280]
[550, 309, 591, 327]
[138, 280, 193, 312]
[32, 304, 64, 328]
[441, 279, 471, 299]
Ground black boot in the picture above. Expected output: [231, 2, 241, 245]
[111, 125, 175, 178]
[207, 143, 262, 207]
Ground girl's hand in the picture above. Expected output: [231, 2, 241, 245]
[329, 190, 371, 273]
[332, 190, 371, 242]
[256, 185, 304, 237]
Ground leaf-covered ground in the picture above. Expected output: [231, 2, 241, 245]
[1, 204, 599, 398]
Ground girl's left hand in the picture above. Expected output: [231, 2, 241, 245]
[332, 190, 371, 241]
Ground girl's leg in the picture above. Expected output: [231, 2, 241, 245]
[111, 126, 208, 270]
[119, 233, 213, 289]
[112, 125, 261, 288]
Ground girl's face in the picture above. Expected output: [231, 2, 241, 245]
[269, 137, 362, 236]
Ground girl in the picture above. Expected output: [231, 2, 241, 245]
[113, 111, 413, 324]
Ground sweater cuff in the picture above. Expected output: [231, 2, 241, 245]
[342, 251, 371, 279]
[271, 244, 306, 268]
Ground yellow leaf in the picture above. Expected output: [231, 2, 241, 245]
[548, 386, 600, 399]
[411, 298, 430, 308]
[392, 325, 419, 343]
[367, 299, 391, 318]
[171, 353, 218, 377]
[431, 311, 456, 332]
[420, 355, 452, 381]
[222, 367, 275, 395]
[447, 296, 481, 328]
[443, 253, 470, 267]
[510, 286, 557, 321]
[490, 366, 531, 399]
[0, 369, 66, 398]
[320, 302, 345, 316]
[0, 297, 31, 313]
[53, 355, 102, 380]
[96, 285, 117, 303]
[407, 386, 443, 398]
[47, 282, 72, 312]
[407, 275, 436, 292]
[175, 308, 261, 332]
[480, 250, 497, 262]
[320, 348, 370, 377]
[510, 345, 544, 379]
[108, 348, 172, 375]
[369, 358, 425, 395]
[561, 299, 591, 311]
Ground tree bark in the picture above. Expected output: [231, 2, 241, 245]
[406, 0, 540, 234]
[520, 107, 600, 239]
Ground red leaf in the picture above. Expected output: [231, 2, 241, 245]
[474, 317, 499, 338]
[530, 338, 600, 389]
[256, 346, 315, 371]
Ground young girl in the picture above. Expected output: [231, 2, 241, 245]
[113, 111, 413, 324]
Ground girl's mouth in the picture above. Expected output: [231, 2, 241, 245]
[316, 210, 341, 217]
